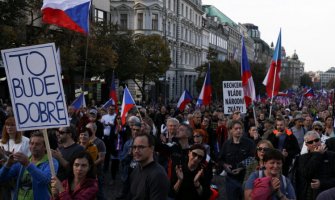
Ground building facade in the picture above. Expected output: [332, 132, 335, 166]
[320, 68, 335, 88]
[281, 50, 304, 87]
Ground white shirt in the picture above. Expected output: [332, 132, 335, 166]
[100, 113, 116, 136]
[0, 136, 31, 156]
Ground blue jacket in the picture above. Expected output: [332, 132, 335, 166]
[0, 154, 59, 200]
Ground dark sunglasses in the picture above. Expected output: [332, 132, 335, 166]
[257, 147, 270, 152]
[193, 135, 202, 138]
[314, 128, 322, 131]
[306, 138, 320, 145]
[58, 130, 68, 135]
[191, 151, 204, 160]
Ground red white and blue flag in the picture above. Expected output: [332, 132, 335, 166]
[71, 93, 86, 109]
[177, 90, 193, 111]
[102, 99, 115, 110]
[304, 88, 315, 97]
[196, 65, 212, 107]
[241, 37, 256, 108]
[109, 71, 118, 113]
[42, 0, 91, 34]
[120, 87, 136, 125]
[263, 30, 282, 98]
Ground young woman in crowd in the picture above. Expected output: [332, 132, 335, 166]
[51, 151, 98, 200]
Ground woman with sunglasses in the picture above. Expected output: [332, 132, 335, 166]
[295, 131, 335, 200]
[171, 144, 211, 200]
[244, 140, 274, 184]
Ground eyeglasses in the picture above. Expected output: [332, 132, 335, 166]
[193, 135, 202, 138]
[306, 138, 320, 145]
[314, 128, 322, 131]
[132, 145, 149, 151]
[257, 147, 270, 152]
[191, 151, 204, 160]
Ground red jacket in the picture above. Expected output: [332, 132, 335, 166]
[54, 178, 98, 200]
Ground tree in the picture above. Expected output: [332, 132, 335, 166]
[300, 73, 313, 88]
[133, 35, 171, 101]
[326, 79, 335, 89]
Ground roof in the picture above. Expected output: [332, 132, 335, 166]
[202, 5, 237, 27]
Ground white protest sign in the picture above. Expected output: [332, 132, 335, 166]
[223, 81, 246, 114]
[1, 43, 69, 131]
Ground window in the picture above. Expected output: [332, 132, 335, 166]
[168, 0, 171, 10]
[120, 14, 128, 30]
[137, 13, 143, 29]
[181, 4, 184, 16]
[186, 7, 188, 18]
[168, 22, 171, 36]
[95, 9, 106, 22]
[152, 14, 158, 30]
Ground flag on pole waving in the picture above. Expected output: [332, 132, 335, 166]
[109, 71, 118, 113]
[41, 0, 91, 34]
[177, 90, 193, 111]
[196, 65, 212, 107]
[71, 93, 86, 109]
[120, 87, 136, 125]
[241, 37, 256, 108]
[263, 30, 282, 98]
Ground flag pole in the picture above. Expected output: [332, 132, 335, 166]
[269, 65, 278, 118]
[82, 0, 92, 93]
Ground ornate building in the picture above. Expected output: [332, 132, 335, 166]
[281, 50, 304, 87]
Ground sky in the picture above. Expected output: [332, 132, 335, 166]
[202, 0, 335, 72]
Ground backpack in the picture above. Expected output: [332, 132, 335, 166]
[251, 170, 288, 200]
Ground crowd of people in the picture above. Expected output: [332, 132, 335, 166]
[1, 98, 335, 200]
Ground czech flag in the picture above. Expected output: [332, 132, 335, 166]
[177, 90, 193, 111]
[241, 37, 256, 108]
[304, 88, 315, 97]
[263, 30, 282, 98]
[120, 87, 136, 125]
[102, 98, 115, 110]
[196, 65, 212, 107]
[109, 71, 118, 113]
[71, 93, 86, 109]
[41, 0, 91, 35]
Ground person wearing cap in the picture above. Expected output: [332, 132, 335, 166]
[295, 131, 335, 200]
[291, 114, 307, 149]
[52, 125, 85, 181]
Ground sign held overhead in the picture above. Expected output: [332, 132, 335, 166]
[1, 43, 69, 131]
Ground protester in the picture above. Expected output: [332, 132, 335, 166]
[78, 127, 98, 161]
[267, 117, 300, 175]
[0, 131, 59, 199]
[171, 144, 211, 200]
[244, 148, 296, 200]
[51, 151, 98, 200]
[219, 120, 255, 200]
[291, 114, 307, 149]
[86, 122, 106, 200]
[0, 117, 30, 156]
[52, 125, 85, 181]
[248, 126, 261, 145]
[295, 131, 335, 200]
[193, 129, 210, 156]
[324, 116, 335, 137]
[244, 139, 274, 183]
[128, 134, 169, 199]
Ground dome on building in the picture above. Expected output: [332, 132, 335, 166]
[292, 50, 299, 60]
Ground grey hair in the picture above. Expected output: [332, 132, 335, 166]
[304, 131, 320, 142]
[128, 116, 140, 123]
[167, 117, 179, 125]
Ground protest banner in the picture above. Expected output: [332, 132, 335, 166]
[2, 43, 69, 176]
[223, 81, 246, 114]
[1, 43, 69, 131]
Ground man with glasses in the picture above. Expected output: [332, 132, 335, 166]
[52, 125, 84, 181]
[301, 121, 329, 154]
[128, 134, 169, 199]
[295, 131, 335, 200]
